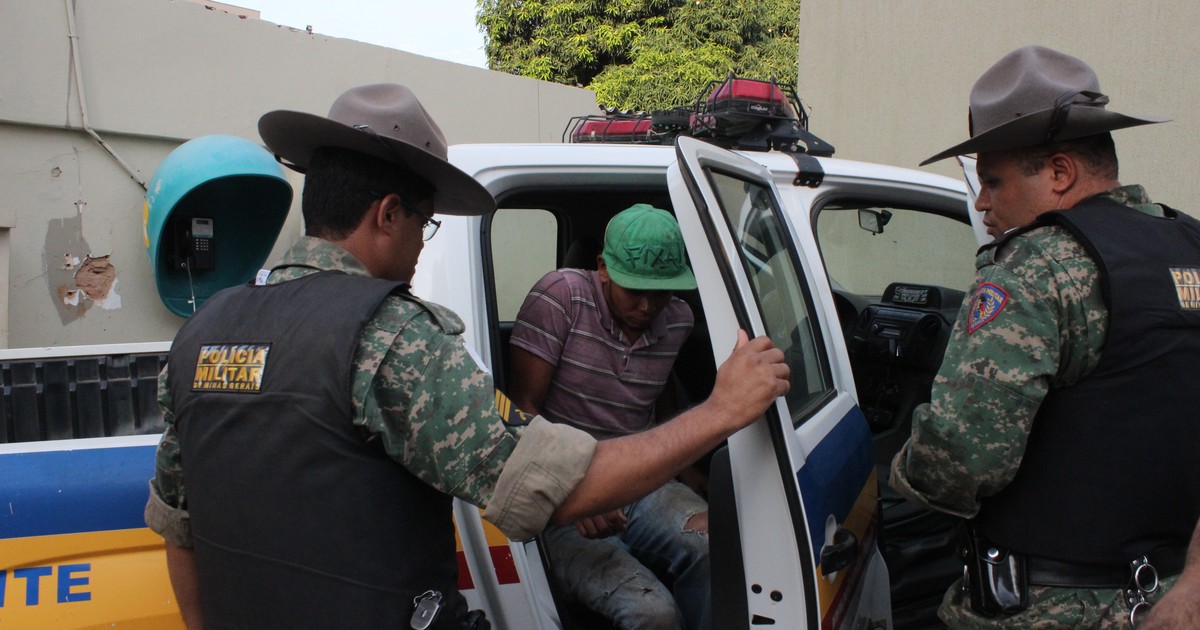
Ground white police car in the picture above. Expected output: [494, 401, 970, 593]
[419, 77, 987, 628]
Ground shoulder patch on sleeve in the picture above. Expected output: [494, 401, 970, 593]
[967, 282, 1009, 334]
[401, 294, 466, 335]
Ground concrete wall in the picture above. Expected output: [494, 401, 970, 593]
[0, 0, 596, 349]
[798, 1, 1198, 212]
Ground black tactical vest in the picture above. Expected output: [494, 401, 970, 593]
[977, 197, 1200, 565]
[168, 271, 463, 629]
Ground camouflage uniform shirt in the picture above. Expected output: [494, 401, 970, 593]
[145, 237, 597, 546]
[890, 185, 1176, 628]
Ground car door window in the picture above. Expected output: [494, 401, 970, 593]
[491, 208, 558, 321]
[706, 169, 833, 425]
[817, 205, 977, 296]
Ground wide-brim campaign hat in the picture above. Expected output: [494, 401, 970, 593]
[258, 83, 495, 216]
[921, 46, 1167, 166]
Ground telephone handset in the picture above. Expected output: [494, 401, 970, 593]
[170, 216, 215, 272]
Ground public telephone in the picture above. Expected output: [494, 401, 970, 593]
[145, 134, 292, 317]
[170, 216, 215, 272]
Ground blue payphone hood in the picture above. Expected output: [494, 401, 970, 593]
[144, 135, 292, 318]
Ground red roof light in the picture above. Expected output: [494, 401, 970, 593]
[562, 74, 833, 158]
[705, 77, 799, 121]
[565, 114, 661, 144]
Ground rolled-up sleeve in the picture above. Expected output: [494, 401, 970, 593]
[145, 364, 193, 547]
[145, 478, 192, 548]
[483, 417, 596, 541]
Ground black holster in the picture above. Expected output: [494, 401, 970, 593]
[958, 521, 1029, 617]
[461, 609, 490, 630]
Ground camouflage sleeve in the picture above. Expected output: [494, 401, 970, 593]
[146, 364, 192, 547]
[357, 301, 538, 506]
[891, 231, 1101, 518]
[355, 300, 598, 538]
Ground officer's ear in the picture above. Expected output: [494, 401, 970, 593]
[1046, 152, 1078, 194]
[373, 193, 407, 235]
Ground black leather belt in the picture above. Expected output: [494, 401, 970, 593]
[1027, 551, 1185, 589]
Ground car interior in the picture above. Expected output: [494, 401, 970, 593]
[485, 185, 717, 629]
[817, 200, 976, 629]
[483, 184, 976, 629]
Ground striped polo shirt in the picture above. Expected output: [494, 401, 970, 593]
[510, 268, 694, 439]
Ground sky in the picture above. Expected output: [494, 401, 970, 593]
[243, 0, 488, 68]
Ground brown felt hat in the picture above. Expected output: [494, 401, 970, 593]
[258, 83, 495, 216]
[921, 46, 1167, 166]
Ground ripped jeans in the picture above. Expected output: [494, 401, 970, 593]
[542, 480, 710, 630]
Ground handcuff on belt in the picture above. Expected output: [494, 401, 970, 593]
[1124, 556, 1159, 628]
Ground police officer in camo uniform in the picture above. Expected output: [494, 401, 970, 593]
[890, 46, 1200, 628]
[143, 84, 791, 630]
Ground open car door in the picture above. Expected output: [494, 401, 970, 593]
[667, 137, 891, 629]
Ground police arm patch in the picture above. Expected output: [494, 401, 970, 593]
[967, 283, 1009, 334]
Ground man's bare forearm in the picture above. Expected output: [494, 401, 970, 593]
[553, 399, 746, 523]
[166, 543, 204, 629]
[552, 331, 787, 524]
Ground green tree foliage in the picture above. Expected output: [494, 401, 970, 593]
[477, 0, 800, 111]
[477, 0, 680, 87]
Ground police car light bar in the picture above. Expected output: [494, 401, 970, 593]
[563, 74, 834, 159]
[563, 113, 663, 144]
[703, 75, 802, 123]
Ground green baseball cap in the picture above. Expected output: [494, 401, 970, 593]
[601, 204, 697, 291]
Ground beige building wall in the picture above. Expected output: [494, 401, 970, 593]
[798, 1, 1198, 213]
[0, 0, 596, 348]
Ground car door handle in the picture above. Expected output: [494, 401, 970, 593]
[819, 527, 860, 575]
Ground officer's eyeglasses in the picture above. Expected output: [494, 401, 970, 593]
[368, 191, 441, 241]
[406, 201, 441, 241]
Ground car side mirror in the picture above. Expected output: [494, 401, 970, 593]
[858, 208, 893, 235]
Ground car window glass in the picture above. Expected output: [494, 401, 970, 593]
[491, 208, 557, 321]
[816, 206, 977, 296]
[706, 169, 833, 425]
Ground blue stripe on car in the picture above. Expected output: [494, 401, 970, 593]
[0, 445, 156, 539]
[796, 406, 875, 559]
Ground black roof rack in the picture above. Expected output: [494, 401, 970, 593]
[564, 74, 835, 159]
[563, 110, 665, 145]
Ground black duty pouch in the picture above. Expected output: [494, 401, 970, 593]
[957, 521, 1029, 616]
[460, 610, 490, 630]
